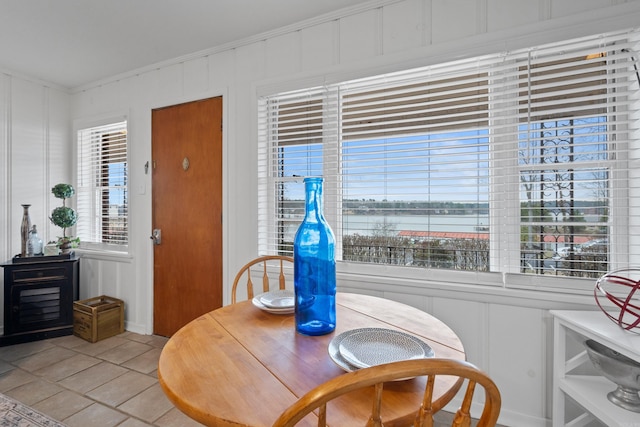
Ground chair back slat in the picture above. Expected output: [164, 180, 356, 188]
[246, 269, 254, 300]
[452, 380, 476, 427]
[262, 261, 270, 294]
[415, 373, 436, 426]
[272, 358, 501, 427]
[279, 259, 287, 290]
[231, 255, 294, 303]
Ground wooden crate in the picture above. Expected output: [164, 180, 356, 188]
[73, 296, 124, 343]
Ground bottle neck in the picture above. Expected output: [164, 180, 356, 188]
[304, 178, 323, 222]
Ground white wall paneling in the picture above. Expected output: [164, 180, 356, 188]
[339, 9, 379, 62]
[0, 75, 70, 333]
[489, 305, 547, 425]
[300, 22, 338, 71]
[3, 1, 640, 425]
[183, 57, 210, 97]
[432, 0, 480, 43]
[486, 0, 545, 32]
[381, 0, 425, 53]
[266, 32, 302, 78]
[0, 74, 10, 261]
[4, 79, 70, 250]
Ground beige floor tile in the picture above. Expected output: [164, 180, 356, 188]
[49, 334, 89, 349]
[117, 383, 174, 423]
[120, 332, 168, 348]
[97, 340, 153, 364]
[0, 368, 39, 392]
[118, 418, 154, 427]
[12, 346, 76, 371]
[145, 335, 170, 348]
[121, 348, 162, 374]
[72, 335, 130, 356]
[0, 359, 13, 374]
[32, 389, 93, 421]
[58, 361, 128, 393]
[154, 407, 206, 426]
[34, 353, 102, 381]
[63, 402, 129, 427]
[87, 370, 156, 407]
[0, 340, 55, 362]
[3, 378, 64, 405]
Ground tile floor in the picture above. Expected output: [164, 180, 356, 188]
[0, 331, 497, 427]
[0, 332, 204, 427]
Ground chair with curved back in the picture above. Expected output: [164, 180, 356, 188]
[231, 255, 294, 304]
[272, 358, 501, 427]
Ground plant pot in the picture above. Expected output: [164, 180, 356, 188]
[59, 238, 72, 254]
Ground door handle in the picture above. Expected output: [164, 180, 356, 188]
[150, 229, 162, 245]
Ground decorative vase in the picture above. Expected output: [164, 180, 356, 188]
[293, 177, 336, 336]
[20, 204, 31, 257]
[28, 225, 43, 256]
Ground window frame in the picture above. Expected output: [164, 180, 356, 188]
[257, 29, 640, 294]
[74, 114, 129, 253]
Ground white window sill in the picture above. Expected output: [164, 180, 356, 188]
[74, 248, 133, 263]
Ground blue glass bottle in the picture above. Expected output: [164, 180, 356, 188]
[294, 177, 336, 336]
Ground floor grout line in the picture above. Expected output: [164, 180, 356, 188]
[0, 332, 202, 426]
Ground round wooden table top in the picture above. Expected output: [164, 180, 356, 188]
[158, 292, 466, 427]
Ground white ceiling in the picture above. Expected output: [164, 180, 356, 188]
[0, 0, 374, 89]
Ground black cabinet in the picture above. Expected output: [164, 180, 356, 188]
[1, 255, 79, 346]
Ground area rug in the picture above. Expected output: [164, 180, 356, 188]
[0, 393, 67, 427]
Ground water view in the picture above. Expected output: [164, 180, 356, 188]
[281, 214, 488, 241]
[342, 214, 488, 235]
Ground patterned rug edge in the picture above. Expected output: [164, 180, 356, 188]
[0, 393, 68, 427]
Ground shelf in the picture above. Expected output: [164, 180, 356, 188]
[552, 310, 640, 427]
[560, 376, 639, 427]
[552, 310, 640, 361]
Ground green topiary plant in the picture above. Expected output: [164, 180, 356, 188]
[50, 183, 79, 251]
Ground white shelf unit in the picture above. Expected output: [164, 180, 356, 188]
[551, 310, 640, 427]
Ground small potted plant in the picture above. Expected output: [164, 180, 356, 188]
[50, 183, 79, 253]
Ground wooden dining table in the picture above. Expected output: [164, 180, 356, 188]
[158, 292, 466, 427]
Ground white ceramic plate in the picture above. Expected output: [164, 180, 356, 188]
[252, 295, 295, 314]
[258, 289, 294, 308]
[335, 328, 434, 369]
[328, 330, 362, 373]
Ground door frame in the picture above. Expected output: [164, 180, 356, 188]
[145, 89, 229, 333]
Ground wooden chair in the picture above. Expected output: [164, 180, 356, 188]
[231, 255, 294, 303]
[272, 358, 501, 427]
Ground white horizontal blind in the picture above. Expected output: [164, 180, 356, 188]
[258, 87, 339, 255]
[258, 28, 640, 285]
[340, 63, 491, 269]
[76, 120, 128, 248]
[500, 32, 640, 282]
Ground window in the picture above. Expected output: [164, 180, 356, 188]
[258, 29, 640, 285]
[76, 119, 128, 250]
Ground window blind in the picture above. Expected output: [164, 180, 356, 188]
[77, 120, 129, 248]
[258, 88, 340, 255]
[258, 28, 640, 286]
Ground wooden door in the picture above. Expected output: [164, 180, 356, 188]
[152, 97, 223, 337]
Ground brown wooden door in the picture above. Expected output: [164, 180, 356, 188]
[152, 97, 223, 337]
